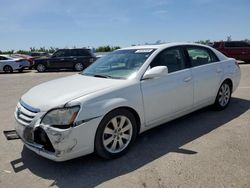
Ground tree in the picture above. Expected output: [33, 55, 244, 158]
[95, 45, 120, 52]
[195, 40, 211, 45]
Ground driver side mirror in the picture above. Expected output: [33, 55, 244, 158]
[142, 66, 168, 80]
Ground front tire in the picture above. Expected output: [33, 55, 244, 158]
[3, 65, 13, 73]
[95, 109, 138, 159]
[214, 81, 232, 110]
[36, 64, 46, 72]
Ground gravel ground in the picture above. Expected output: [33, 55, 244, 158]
[0, 64, 249, 188]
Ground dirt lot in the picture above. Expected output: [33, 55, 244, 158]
[0, 64, 250, 188]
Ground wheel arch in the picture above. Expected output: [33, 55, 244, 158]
[100, 106, 142, 135]
[221, 78, 233, 92]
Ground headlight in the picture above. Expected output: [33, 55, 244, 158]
[41, 106, 80, 128]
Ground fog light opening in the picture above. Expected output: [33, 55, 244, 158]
[34, 127, 55, 152]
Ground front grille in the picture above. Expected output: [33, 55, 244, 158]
[15, 101, 39, 126]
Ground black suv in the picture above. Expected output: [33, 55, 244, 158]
[34, 48, 96, 72]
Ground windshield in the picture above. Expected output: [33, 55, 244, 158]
[81, 49, 155, 79]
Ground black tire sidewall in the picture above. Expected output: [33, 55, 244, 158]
[95, 108, 138, 159]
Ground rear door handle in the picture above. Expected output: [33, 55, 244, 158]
[60, 58, 65, 61]
[184, 77, 192, 82]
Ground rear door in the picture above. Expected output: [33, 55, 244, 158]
[78, 49, 94, 67]
[141, 47, 193, 126]
[186, 46, 222, 106]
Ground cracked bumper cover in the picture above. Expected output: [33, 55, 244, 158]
[15, 116, 102, 161]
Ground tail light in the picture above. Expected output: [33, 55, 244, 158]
[29, 60, 34, 66]
[235, 61, 240, 69]
[15, 59, 25, 63]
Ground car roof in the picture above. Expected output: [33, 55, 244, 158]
[121, 42, 211, 50]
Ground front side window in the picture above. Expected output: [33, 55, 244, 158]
[150, 47, 186, 73]
[82, 49, 155, 79]
[187, 47, 217, 67]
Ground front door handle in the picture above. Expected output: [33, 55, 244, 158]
[184, 77, 192, 82]
[60, 58, 65, 61]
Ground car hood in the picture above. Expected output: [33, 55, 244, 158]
[21, 74, 124, 111]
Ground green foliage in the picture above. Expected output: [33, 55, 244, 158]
[244, 39, 250, 43]
[1, 47, 57, 55]
[95, 45, 120, 52]
[195, 40, 211, 45]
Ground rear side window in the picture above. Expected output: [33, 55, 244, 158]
[150, 47, 186, 73]
[71, 49, 91, 57]
[187, 47, 218, 67]
[225, 41, 250, 48]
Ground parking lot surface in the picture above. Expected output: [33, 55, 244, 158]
[0, 65, 250, 188]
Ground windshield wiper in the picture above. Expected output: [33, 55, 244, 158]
[81, 73, 124, 79]
[93, 74, 111, 78]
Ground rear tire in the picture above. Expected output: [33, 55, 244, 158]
[214, 81, 232, 110]
[3, 65, 13, 73]
[36, 64, 46, 72]
[74, 63, 84, 71]
[95, 109, 138, 159]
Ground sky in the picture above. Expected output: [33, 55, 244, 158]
[0, 0, 250, 51]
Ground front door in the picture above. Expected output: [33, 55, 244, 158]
[141, 47, 193, 126]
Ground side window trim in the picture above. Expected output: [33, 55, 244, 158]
[149, 46, 188, 73]
[185, 45, 219, 68]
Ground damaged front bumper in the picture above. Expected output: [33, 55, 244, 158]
[14, 103, 102, 161]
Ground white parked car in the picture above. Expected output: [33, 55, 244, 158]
[14, 43, 241, 161]
[0, 55, 30, 73]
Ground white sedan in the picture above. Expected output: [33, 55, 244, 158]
[14, 43, 241, 161]
[0, 55, 30, 73]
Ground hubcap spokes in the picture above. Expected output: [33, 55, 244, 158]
[218, 84, 230, 106]
[76, 63, 83, 71]
[38, 65, 45, 71]
[103, 116, 133, 153]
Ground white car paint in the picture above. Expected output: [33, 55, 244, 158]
[0, 55, 30, 72]
[14, 43, 241, 161]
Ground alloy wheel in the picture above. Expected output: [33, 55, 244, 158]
[75, 63, 84, 71]
[102, 115, 133, 153]
[4, 66, 13, 73]
[218, 83, 231, 107]
[37, 64, 46, 72]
